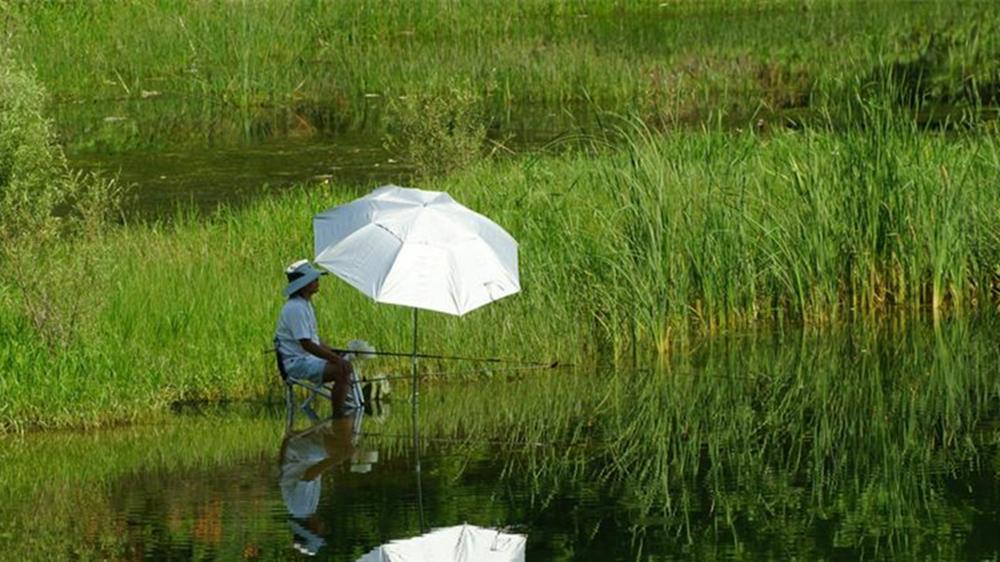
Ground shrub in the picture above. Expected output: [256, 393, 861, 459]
[0, 59, 123, 347]
[384, 84, 488, 180]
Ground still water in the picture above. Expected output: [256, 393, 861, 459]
[2, 319, 1000, 561]
[60, 100, 589, 219]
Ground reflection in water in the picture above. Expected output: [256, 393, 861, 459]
[3, 319, 1000, 560]
[279, 399, 529, 561]
[356, 523, 526, 562]
[279, 410, 375, 556]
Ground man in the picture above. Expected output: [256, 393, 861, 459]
[275, 259, 354, 415]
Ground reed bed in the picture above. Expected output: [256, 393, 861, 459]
[2, 105, 1000, 429]
[4, 1, 998, 147]
[591, 116, 1000, 351]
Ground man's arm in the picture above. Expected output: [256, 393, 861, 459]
[300, 339, 342, 363]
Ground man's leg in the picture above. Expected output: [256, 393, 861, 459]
[322, 356, 353, 414]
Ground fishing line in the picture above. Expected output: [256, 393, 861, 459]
[266, 346, 769, 384]
[264, 346, 570, 370]
[360, 429, 598, 450]
[324, 347, 570, 369]
[363, 362, 570, 384]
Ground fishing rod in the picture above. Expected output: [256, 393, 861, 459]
[327, 347, 570, 368]
[363, 362, 570, 384]
[359, 429, 597, 450]
[265, 345, 571, 369]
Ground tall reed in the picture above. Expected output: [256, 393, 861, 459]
[5, 1, 998, 148]
[2, 98, 1000, 429]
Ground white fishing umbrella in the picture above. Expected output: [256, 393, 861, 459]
[355, 524, 526, 562]
[313, 185, 521, 469]
[313, 184, 520, 317]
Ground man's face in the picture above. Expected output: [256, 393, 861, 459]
[302, 278, 320, 298]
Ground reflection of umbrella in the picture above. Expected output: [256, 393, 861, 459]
[314, 185, 520, 318]
[355, 524, 526, 562]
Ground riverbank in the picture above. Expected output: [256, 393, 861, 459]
[2, 108, 1000, 430]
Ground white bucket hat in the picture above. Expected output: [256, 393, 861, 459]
[283, 259, 327, 298]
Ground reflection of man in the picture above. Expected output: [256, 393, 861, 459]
[279, 412, 374, 556]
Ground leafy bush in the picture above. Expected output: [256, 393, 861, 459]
[0, 59, 122, 347]
[384, 84, 488, 180]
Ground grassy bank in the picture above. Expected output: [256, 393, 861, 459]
[2, 106, 1000, 429]
[3, 1, 999, 149]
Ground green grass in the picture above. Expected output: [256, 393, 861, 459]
[2, 105, 1000, 429]
[582, 114, 1000, 351]
[3, 1, 999, 149]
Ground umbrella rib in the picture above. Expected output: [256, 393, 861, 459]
[375, 222, 404, 244]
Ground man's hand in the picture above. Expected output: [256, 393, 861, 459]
[300, 339, 342, 363]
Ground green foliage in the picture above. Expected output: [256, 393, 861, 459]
[0, 59, 68, 243]
[585, 111, 1000, 352]
[385, 84, 488, 179]
[0, 61, 123, 348]
[3, 1, 999, 148]
[3, 108, 1000, 429]
[869, 17, 1000, 108]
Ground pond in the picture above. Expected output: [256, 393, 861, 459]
[2, 318, 999, 561]
[60, 100, 591, 219]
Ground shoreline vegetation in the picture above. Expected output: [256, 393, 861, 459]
[1, 1, 1000, 430]
[3, 1, 999, 149]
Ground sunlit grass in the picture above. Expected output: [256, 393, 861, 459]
[4, 1, 998, 148]
[2, 100, 1000, 429]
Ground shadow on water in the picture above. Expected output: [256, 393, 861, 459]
[2, 317, 1000, 560]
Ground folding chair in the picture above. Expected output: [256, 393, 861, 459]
[274, 339, 333, 430]
[274, 339, 365, 431]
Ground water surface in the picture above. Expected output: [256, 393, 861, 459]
[60, 101, 590, 219]
[2, 319, 999, 561]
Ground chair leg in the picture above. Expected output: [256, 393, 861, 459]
[284, 383, 295, 432]
[302, 404, 320, 423]
[301, 388, 316, 410]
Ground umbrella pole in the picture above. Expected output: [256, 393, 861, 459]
[411, 307, 426, 532]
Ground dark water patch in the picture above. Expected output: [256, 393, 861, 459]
[67, 132, 407, 219]
[60, 100, 597, 219]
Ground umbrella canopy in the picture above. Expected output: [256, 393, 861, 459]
[313, 185, 520, 316]
[355, 524, 526, 562]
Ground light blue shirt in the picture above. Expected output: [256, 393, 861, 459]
[275, 296, 320, 366]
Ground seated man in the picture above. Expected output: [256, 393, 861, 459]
[275, 259, 354, 415]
